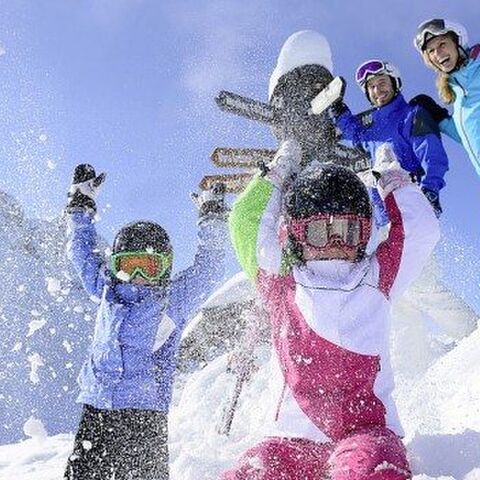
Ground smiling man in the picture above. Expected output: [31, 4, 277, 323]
[332, 59, 449, 224]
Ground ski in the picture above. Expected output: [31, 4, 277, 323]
[199, 173, 253, 193]
[215, 91, 277, 124]
[211, 147, 275, 169]
[310, 76, 346, 115]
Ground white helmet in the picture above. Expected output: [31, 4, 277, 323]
[355, 60, 402, 94]
[414, 18, 468, 52]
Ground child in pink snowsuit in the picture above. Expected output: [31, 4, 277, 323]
[222, 141, 440, 479]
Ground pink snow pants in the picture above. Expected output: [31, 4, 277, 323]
[220, 427, 411, 480]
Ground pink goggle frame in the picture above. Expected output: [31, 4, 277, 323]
[288, 214, 371, 249]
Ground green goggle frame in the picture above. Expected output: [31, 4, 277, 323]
[110, 251, 173, 282]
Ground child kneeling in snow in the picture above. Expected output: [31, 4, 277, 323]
[63, 164, 227, 480]
[222, 141, 439, 479]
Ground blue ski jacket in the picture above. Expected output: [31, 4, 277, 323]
[336, 93, 449, 225]
[438, 45, 480, 177]
[67, 211, 226, 412]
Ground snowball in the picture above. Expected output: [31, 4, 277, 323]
[63, 340, 73, 354]
[46, 277, 61, 294]
[82, 440, 93, 451]
[116, 270, 130, 282]
[27, 319, 47, 337]
[269, 30, 333, 99]
[28, 353, 44, 384]
[23, 416, 47, 441]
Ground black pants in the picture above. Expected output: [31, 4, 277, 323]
[64, 404, 169, 480]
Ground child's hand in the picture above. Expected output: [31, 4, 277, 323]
[190, 182, 228, 220]
[372, 144, 412, 198]
[66, 164, 106, 214]
[266, 139, 302, 187]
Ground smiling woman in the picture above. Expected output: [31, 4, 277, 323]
[414, 18, 480, 179]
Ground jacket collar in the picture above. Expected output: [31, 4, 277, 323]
[293, 258, 371, 291]
[113, 280, 168, 304]
[372, 93, 407, 119]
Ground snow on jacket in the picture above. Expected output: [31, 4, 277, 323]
[229, 175, 439, 443]
[336, 94, 449, 225]
[438, 45, 480, 177]
[67, 212, 226, 411]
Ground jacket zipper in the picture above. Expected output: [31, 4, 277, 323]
[453, 77, 479, 166]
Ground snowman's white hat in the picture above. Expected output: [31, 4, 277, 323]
[268, 30, 333, 100]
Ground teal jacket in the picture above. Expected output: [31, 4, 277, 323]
[439, 44, 480, 176]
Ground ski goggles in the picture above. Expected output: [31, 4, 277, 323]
[110, 251, 173, 282]
[414, 19, 450, 51]
[355, 60, 387, 87]
[288, 214, 371, 249]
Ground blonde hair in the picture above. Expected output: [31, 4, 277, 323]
[422, 32, 460, 105]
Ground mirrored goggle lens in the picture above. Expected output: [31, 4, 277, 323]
[355, 61, 385, 84]
[305, 220, 329, 247]
[305, 218, 362, 247]
[114, 253, 170, 280]
[415, 19, 446, 50]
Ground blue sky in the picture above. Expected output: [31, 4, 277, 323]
[0, 0, 479, 308]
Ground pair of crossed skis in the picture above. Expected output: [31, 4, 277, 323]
[201, 77, 370, 194]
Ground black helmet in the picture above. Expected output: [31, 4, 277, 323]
[113, 221, 172, 255]
[284, 163, 372, 220]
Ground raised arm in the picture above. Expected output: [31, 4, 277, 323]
[65, 164, 107, 299]
[229, 140, 301, 281]
[409, 94, 462, 144]
[372, 145, 440, 301]
[335, 105, 368, 146]
[67, 212, 106, 298]
[169, 185, 228, 323]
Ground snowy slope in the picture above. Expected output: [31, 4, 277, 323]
[0, 189, 105, 444]
[2, 326, 479, 479]
[1, 267, 479, 479]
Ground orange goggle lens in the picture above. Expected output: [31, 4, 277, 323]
[111, 252, 172, 281]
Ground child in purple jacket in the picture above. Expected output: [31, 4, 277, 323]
[64, 164, 227, 480]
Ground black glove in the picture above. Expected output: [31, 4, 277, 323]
[191, 182, 228, 219]
[421, 187, 442, 218]
[410, 95, 450, 124]
[66, 164, 106, 214]
[330, 100, 348, 117]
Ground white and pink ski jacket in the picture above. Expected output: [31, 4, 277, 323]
[229, 175, 439, 443]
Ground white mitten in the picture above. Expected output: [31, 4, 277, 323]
[267, 139, 302, 187]
[372, 144, 412, 198]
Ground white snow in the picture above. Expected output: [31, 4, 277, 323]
[4, 321, 479, 479]
[45, 277, 61, 295]
[269, 30, 333, 99]
[23, 417, 47, 441]
[27, 319, 47, 337]
[115, 270, 130, 282]
[27, 353, 44, 384]
[62, 340, 73, 354]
